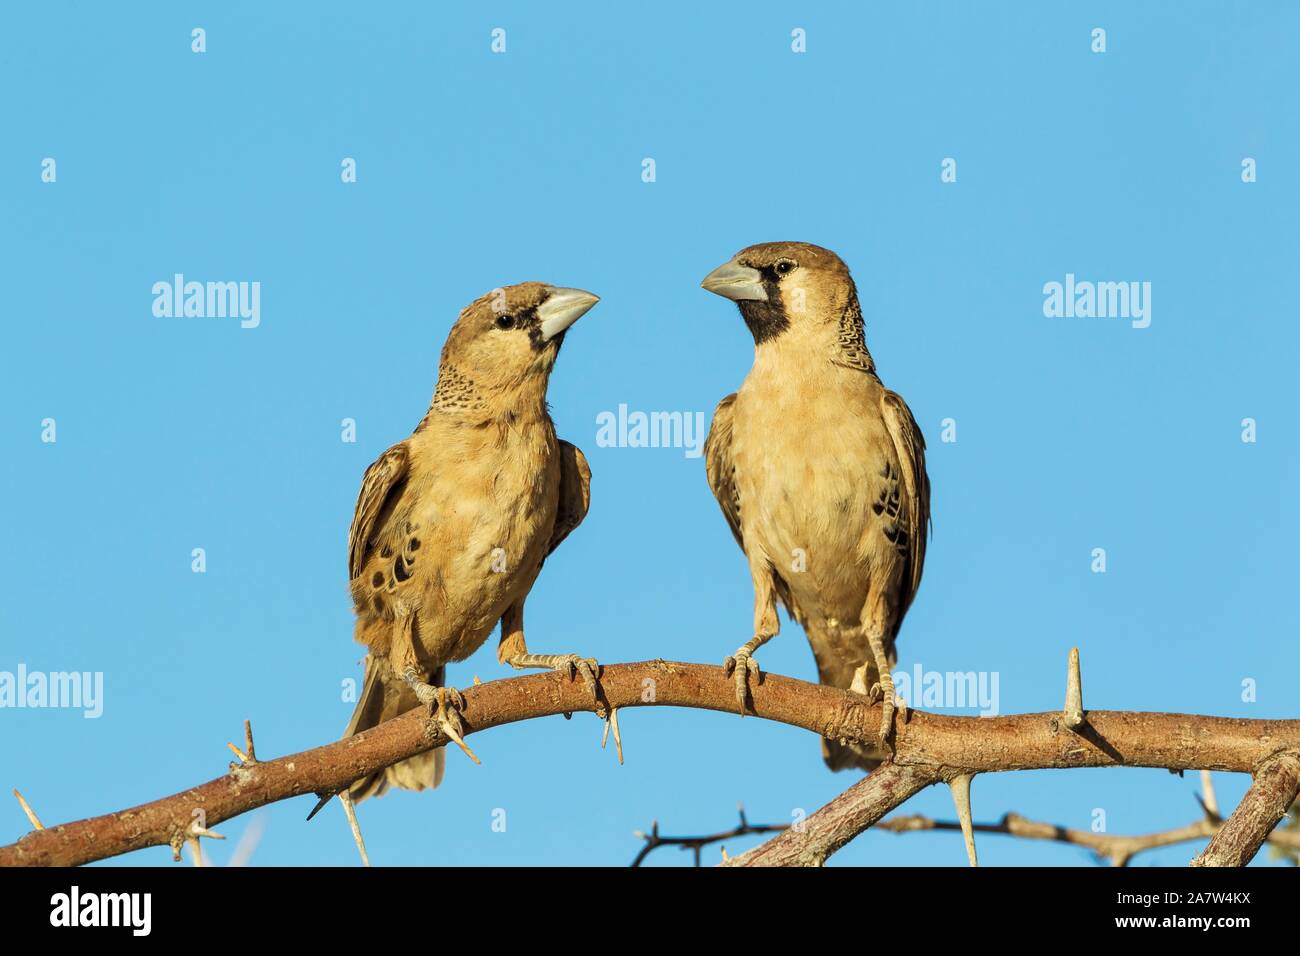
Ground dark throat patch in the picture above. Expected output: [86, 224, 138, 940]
[737, 268, 791, 344]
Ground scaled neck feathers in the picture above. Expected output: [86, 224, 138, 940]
[422, 361, 550, 430]
[428, 362, 487, 417]
[834, 288, 876, 374]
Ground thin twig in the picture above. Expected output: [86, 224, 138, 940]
[631, 805, 788, 866]
[723, 763, 942, 866]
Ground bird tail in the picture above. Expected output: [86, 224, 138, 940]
[343, 654, 446, 803]
[821, 736, 888, 772]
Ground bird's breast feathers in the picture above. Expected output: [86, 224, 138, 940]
[730, 368, 904, 609]
[410, 418, 560, 581]
[358, 419, 562, 660]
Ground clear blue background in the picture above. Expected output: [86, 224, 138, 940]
[2, 1, 1297, 867]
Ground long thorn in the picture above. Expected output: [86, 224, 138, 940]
[1200, 770, 1220, 821]
[306, 791, 334, 822]
[13, 789, 43, 830]
[439, 716, 481, 765]
[185, 820, 225, 867]
[610, 707, 624, 765]
[338, 791, 371, 867]
[1063, 647, 1085, 730]
[227, 719, 258, 766]
[948, 773, 978, 867]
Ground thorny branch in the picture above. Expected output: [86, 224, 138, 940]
[3, 656, 1299, 867]
[634, 772, 1300, 867]
[631, 805, 789, 866]
[723, 763, 942, 866]
[875, 768, 1300, 867]
[1192, 750, 1300, 867]
[879, 805, 1300, 866]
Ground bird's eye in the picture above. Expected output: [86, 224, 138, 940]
[774, 259, 796, 276]
[494, 314, 516, 330]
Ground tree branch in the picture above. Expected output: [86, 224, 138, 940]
[630, 805, 788, 866]
[722, 763, 941, 866]
[1191, 750, 1300, 867]
[3, 659, 1299, 867]
[879, 809, 1300, 866]
[640, 769, 1300, 867]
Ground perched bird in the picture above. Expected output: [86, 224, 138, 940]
[342, 282, 600, 801]
[701, 242, 930, 769]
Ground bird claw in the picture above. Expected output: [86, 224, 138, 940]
[433, 687, 480, 765]
[556, 654, 601, 704]
[723, 649, 760, 715]
[403, 668, 479, 765]
[508, 652, 605, 716]
[872, 682, 896, 754]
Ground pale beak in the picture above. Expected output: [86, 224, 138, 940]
[538, 287, 600, 342]
[701, 260, 768, 302]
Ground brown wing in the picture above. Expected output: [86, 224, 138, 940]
[348, 442, 410, 581]
[547, 440, 591, 555]
[879, 389, 931, 616]
[703, 393, 744, 550]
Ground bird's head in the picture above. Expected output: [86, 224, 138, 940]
[701, 242, 856, 346]
[434, 282, 599, 412]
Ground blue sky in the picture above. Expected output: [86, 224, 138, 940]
[2, 2, 1297, 867]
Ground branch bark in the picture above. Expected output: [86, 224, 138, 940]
[880, 809, 1300, 866]
[3, 659, 1299, 867]
[1191, 750, 1300, 867]
[722, 763, 940, 866]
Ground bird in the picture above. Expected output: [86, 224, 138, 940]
[341, 281, 601, 802]
[700, 242, 930, 770]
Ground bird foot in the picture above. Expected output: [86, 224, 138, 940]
[722, 647, 761, 715]
[509, 653, 603, 714]
[402, 668, 480, 765]
[556, 654, 601, 704]
[869, 681, 896, 754]
[849, 660, 899, 753]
